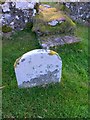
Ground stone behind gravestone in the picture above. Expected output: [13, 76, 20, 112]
[14, 49, 62, 88]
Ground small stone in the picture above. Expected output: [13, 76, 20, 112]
[33, 9, 36, 16]
[83, 20, 85, 22]
[15, 15, 19, 20]
[16, 1, 36, 10]
[2, 3, 10, 12]
[16, 2, 28, 10]
[25, 19, 28, 23]
[59, 21, 64, 24]
[79, 7, 83, 10]
[10, 21, 14, 25]
[48, 20, 58, 26]
[4, 14, 11, 20]
[41, 44, 49, 49]
[43, 4, 51, 8]
[12, 2, 16, 7]
[28, 3, 35, 9]
[86, 15, 90, 19]
[66, 3, 70, 8]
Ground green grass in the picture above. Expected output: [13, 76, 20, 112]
[2, 24, 89, 118]
[0, 38, 2, 83]
[0, 36, 2, 120]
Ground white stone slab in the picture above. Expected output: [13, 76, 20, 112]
[14, 49, 62, 88]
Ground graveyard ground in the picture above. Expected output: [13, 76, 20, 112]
[2, 24, 89, 118]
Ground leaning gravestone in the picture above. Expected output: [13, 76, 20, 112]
[32, 4, 81, 48]
[14, 49, 62, 88]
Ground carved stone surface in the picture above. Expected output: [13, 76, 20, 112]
[14, 49, 62, 88]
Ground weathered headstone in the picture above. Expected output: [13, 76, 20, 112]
[14, 49, 62, 88]
[32, 4, 81, 48]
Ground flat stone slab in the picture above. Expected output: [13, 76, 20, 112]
[14, 49, 62, 88]
[39, 35, 81, 48]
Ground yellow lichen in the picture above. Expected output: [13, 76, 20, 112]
[39, 5, 57, 13]
[48, 50, 57, 55]
[40, 7, 65, 22]
[2, 25, 12, 33]
[65, 15, 76, 27]
[14, 57, 21, 68]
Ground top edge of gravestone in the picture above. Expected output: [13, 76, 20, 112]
[18, 49, 62, 62]
[21, 49, 58, 58]
[14, 49, 62, 70]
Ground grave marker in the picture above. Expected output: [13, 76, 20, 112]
[14, 49, 62, 88]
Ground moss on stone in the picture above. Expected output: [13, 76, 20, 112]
[2, 25, 12, 33]
[39, 5, 64, 22]
[0, 1, 5, 4]
[32, 5, 76, 35]
[32, 15, 76, 35]
[25, 22, 33, 29]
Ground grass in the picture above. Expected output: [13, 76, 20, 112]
[0, 35, 2, 120]
[2, 24, 89, 118]
[0, 37, 2, 84]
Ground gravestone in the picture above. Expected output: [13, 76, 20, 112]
[14, 49, 62, 88]
[32, 4, 81, 48]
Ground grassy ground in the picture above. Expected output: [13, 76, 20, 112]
[0, 37, 2, 83]
[2, 24, 89, 118]
[0, 36, 2, 120]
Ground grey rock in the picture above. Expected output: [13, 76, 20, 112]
[2, 3, 10, 12]
[65, 2, 90, 24]
[1, 1, 35, 33]
[48, 20, 58, 26]
[39, 35, 81, 48]
[43, 4, 51, 8]
[41, 44, 49, 49]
